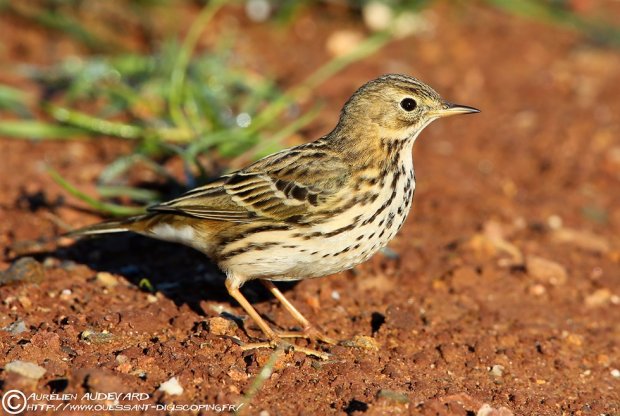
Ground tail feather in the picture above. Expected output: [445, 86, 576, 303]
[65, 214, 152, 238]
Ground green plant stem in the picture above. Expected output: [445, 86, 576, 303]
[49, 106, 143, 139]
[485, 0, 620, 46]
[169, 0, 226, 130]
[235, 348, 284, 415]
[48, 105, 198, 143]
[0, 120, 85, 140]
[49, 168, 146, 217]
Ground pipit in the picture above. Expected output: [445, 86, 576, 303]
[70, 74, 479, 359]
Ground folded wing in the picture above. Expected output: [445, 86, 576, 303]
[148, 142, 350, 224]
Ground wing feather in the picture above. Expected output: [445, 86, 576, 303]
[148, 141, 350, 223]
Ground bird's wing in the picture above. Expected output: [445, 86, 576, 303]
[148, 142, 350, 223]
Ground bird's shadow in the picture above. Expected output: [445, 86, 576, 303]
[45, 233, 298, 317]
[8, 184, 298, 318]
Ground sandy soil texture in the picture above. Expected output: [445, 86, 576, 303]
[1, 3, 619, 415]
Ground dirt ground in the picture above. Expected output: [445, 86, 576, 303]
[1, 2, 620, 415]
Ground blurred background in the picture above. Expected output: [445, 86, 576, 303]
[1, 0, 619, 216]
[1, 1, 619, 414]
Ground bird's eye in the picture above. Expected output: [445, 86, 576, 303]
[400, 98, 417, 112]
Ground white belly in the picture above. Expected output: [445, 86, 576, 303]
[222, 166, 415, 281]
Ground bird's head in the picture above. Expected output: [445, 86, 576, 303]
[337, 74, 479, 142]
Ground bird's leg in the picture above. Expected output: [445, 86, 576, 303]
[225, 278, 329, 359]
[261, 280, 337, 345]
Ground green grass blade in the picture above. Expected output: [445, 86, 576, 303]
[169, 0, 226, 129]
[49, 168, 145, 217]
[486, 0, 620, 46]
[3, 3, 114, 52]
[97, 185, 161, 203]
[0, 85, 30, 114]
[48, 105, 144, 139]
[0, 120, 84, 140]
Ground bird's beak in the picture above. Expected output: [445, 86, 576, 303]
[433, 103, 480, 118]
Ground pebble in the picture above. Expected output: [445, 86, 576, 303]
[584, 288, 613, 308]
[489, 364, 505, 377]
[363, 1, 393, 31]
[80, 330, 115, 344]
[159, 377, 183, 396]
[529, 284, 546, 296]
[477, 403, 514, 416]
[326, 30, 363, 57]
[551, 228, 610, 254]
[341, 335, 379, 351]
[611, 369, 620, 378]
[18, 296, 33, 309]
[377, 389, 409, 404]
[2, 320, 27, 335]
[96, 272, 118, 288]
[331, 290, 341, 301]
[0, 257, 45, 285]
[526, 256, 567, 285]
[207, 317, 237, 336]
[5, 360, 46, 380]
[547, 215, 563, 230]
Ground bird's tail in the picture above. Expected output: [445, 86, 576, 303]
[65, 214, 153, 238]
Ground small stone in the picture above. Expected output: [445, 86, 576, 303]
[60, 260, 77, 271]
[477, 403, 514, 416]
[331, 290, 341, 301]
[611, 369, 620, 378]
[80, 329, 115, 344]
[551, 228, 610, 254]
[529, 284, 546, 296]
[146, 294, 158, 303]
[341, 335, 379, 351]
[489, 364, 505, 377]
[377, 389, 409, 404]
[563, 332, 584, 347]
[2, 320, 27, 335]
[363, 1, 393, 31]
[227, 367, 248, 382]
[116, 362, 132, 374]
[207, 317, 237, 336]
[18, 296, 32, 309]
[43, 257, 58, 268]
[526, 256, 567, 285]
[245, 0, 271, 22]
[0, 257, 45, 285]
[326, 30, 363, 57]
[159, 377, 183, 396]
[96, 272, 118, 288]
[5, 360, 46, 380]
[584, 288, 612, 308]
[547, 215, 563, 230]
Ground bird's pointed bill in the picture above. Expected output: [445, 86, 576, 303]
[434, 103, 480, 117]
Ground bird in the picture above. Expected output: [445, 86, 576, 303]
[69, 74, 479, 359]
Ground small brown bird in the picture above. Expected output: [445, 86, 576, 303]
[71, 74, 478, 359]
